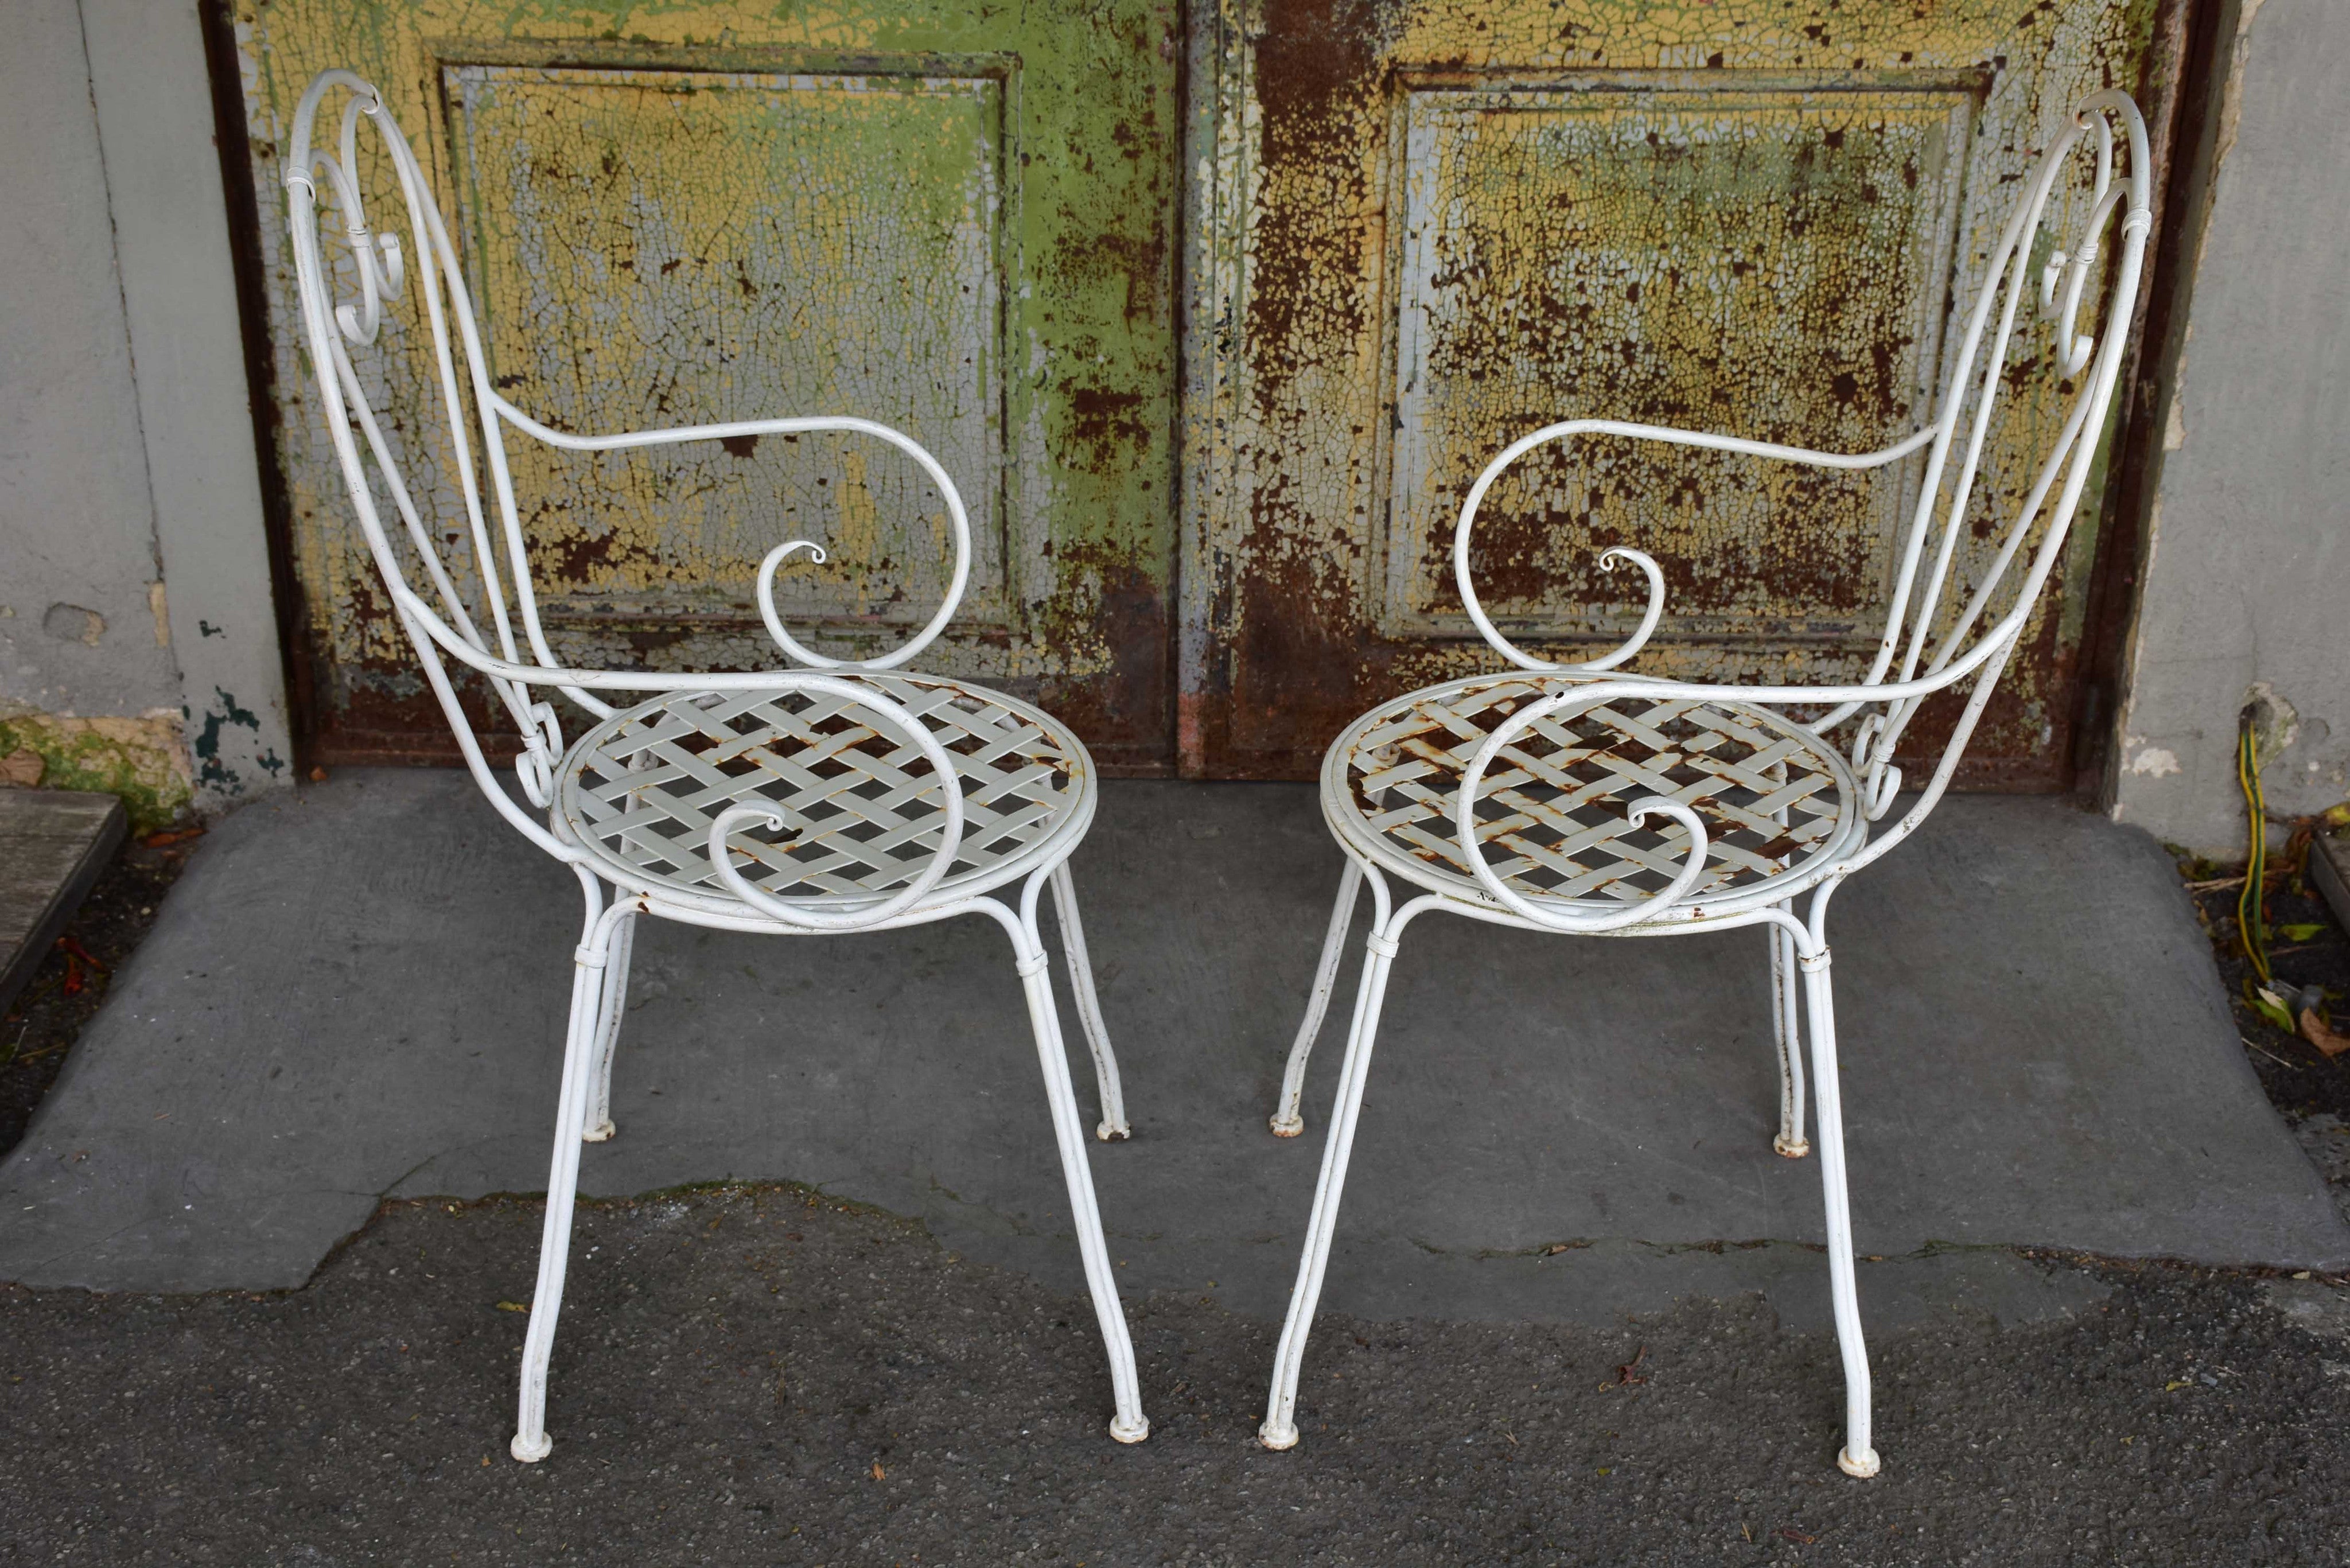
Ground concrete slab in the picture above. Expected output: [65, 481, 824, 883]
[0, 788, 125, 1013]
[1, 772, 2341, 1324]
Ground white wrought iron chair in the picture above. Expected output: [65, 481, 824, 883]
[1258, 91, 2153, 1476]
[281, 71, 1148, 1459]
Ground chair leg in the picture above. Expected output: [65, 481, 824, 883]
[1261, 917, 1400, 1449]
[1270, 858, 1364, 1137]
[582, 910, 637, 1143]
[512, 889, 622, 1463]
[1797, 939, 1880, 1478]
[1008, 911, 1150, 1443]
[1048, 862, 1131, 1141]
[1768, 917, 1809, 1158]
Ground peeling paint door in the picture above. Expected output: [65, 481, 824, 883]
[231, 2, 1178, 770]
[1181, 0, 2192, 781]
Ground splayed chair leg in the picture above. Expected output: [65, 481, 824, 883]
[513, 879, 622, 1462]
[1270, 858, 1364, 1137]
[1049, 862, 1132, 1141]
[1768, 915, 1810, 1158]
[1797, 935, 1879, 1478]
[1262, 916, 1401, 1449]
[1009, 880, 1149, 1442]
[582, 909, 636, 1143]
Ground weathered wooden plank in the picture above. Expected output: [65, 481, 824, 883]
[0, 790, 126, 1015]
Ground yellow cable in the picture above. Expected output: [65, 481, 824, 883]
[2239, 719, 2270, 984]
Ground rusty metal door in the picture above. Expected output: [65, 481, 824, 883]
[1178, 0, 2193, 781]
[228, 1, 1179, 771]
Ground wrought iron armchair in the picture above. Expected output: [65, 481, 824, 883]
[282, 71, 1148, 1459]
[1259, 91, 2153, 1476]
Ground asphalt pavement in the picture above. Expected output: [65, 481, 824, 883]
[5, 1184, 2348, 1565]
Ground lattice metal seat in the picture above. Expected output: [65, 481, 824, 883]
[1328, 673, 1864, 923]
[282, 72, 1149, 1465]
[558, 676, 1091, 921]
[1257, 92, 2157, 1483]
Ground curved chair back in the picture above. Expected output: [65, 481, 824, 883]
[1454, 91, 2154, 824]
[281, 70, 974, 863]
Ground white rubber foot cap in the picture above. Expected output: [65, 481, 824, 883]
[1773, 1134, 1810, 1159]
[582, 1119, 616, 1144]
[511, 1432, 552, 1463]
[1258, 1421, 1299, 1450]
[1838, 1446, 1881, 1478]
[1096, 1121, 1131, 1143]
[1110, 1415, 1150, 1444]
[1269, 1115, 1305, 1139]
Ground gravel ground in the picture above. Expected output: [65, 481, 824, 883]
[5, 1185, 2350, 1566]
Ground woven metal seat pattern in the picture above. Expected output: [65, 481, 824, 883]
[1337, 676, 1855, 908]
[558, 675, 1085, 910]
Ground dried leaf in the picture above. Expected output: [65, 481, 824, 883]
[142, 827, 205, 848]
[2251, 986, 2298, 1033]
[2300, 1008, 2350, 1059]
[1779, 1527, 1818, 1545]
[495, 1300, 529, 1313]
[870, 1460, 886, 1481]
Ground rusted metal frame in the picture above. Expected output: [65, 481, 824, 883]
[287, 71, 1150, 1456]
[1175, 0, 1260, 776]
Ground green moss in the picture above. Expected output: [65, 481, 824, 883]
[0, 713, 192, 832]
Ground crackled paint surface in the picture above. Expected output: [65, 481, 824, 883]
[234, 0, 1178, 769]
[1185, 0, 2173, 781]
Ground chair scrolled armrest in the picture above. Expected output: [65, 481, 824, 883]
[1454, 419, 1937, 674]
[487, 396, 972, 674]
[703, 674, 967, 932]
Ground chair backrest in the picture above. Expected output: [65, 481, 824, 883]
[1454, 90, 2154, 823]
[280, 70, 974, 850]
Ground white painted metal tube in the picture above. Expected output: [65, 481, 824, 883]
[1260, 921, 1401, 1447]
[1768, 917, 1809, 1158]
[1797, 932, 1878, 1478]
[582, 909, 637, 1143]
[487, 399, 975, 675]
[1049, 862, 1132, 1141]
[988, 881, 1148, 1442]
[512, 872, 622, 1462]
[1270, 857, 1365, 1137]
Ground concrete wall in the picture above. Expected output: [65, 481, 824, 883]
[2108, 0, 2350, 857]
[0, 0, 289, 828]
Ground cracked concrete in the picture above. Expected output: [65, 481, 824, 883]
[0, 772, 2342, 1328]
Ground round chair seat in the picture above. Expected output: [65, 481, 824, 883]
[555, 674, 1093, 921]
[1321, 672, 1866, 926]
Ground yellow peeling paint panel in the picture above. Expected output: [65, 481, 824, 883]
[235, 0, 1180, 767]
[1385, 81, 1975, 647]
[446, 65, 1005, 631]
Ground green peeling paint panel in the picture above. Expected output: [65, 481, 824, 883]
[235, 0, 1180, 769]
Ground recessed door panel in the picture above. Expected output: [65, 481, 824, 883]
[231, 3, 1178, 770]
[1181, 0, 2186, 782]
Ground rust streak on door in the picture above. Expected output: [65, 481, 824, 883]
[1181, 0, 2187, 784]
